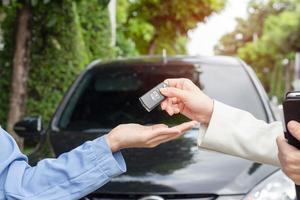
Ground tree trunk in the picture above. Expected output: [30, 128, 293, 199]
[285, 61, 292, 93]
[148, 33, 158, 55]
[7, 1, 31, 149]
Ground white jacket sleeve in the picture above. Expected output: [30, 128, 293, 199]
[198, 100, 283, 166]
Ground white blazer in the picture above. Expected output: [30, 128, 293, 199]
[198, 101, 282, 166]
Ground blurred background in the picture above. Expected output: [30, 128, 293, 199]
[0, 0, 299, 150]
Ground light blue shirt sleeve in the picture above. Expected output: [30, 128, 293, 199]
[0, 127, 126, 200]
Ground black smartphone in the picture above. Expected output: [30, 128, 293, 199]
[283, 91, 300, 149]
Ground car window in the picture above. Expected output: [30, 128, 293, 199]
[57, 63, 267, 130]
[58, 66, 193, 130]
[200, 65, 267, 121]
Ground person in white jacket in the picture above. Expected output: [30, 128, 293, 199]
[159, 78, 300, 185]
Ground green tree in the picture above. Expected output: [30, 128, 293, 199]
[0, 3, 17, 129]
[26, 0, 89, 124]
[117, 0, 225, 55]
[0, 0, 31, 147]
[27, 0, 113, 124]
[0, 0, 113, 148]
[214, 0, 294, 55]
[77, 0, 113, 60]
[238, 4, 300, 97]
[114, 0, 139, 57]
[215, 0, 300, 99]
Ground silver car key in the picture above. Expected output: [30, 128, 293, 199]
[139, 82, 168, 112]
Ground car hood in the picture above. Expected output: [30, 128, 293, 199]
[93, 130, 278, 197]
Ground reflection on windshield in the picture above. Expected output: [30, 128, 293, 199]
[58, 65, 198, 130]
[98, 131, 196, 193]
[123, 134, 195, 176]
[58, 63, 267, 131]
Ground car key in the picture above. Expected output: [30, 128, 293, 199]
[139, 82, 168, 112]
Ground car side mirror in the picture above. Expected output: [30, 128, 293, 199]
[13, 116, 43, 139]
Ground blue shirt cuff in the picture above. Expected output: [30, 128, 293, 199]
[91, 135, 127, 178]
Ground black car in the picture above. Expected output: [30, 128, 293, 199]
[15, 55, 296, 199]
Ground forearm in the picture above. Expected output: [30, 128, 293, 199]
[198, 101, 282, 166]
[0, 128, 126, 200]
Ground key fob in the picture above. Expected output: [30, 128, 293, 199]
[139, 82, 168, 112]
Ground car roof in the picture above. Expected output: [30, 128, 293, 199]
[87, 55, 243, 70]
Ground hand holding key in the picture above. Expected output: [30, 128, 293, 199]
[139, 82, 168, 112]
[159, 78, 214, 125]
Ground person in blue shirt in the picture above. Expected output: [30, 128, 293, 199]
[0, 121, 196, 200]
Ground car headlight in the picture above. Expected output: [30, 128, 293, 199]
[243, 170, 296, 200]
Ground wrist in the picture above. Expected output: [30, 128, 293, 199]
[106, 133, 121, 153]
[197, 98, 214, 125]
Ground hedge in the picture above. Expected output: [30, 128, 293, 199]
[0, 0, 112, 127]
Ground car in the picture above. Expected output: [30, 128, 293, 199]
[15, 55, 296, 199]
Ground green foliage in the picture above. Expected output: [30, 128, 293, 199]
[114, 0, 139, 57]
[262, 10, 300, 54]
[215, 0, 300, 99]
[26, 0, 90, 123]
[214, 0, 291, 55]
[0, 0, 112, 126]
[115, 30, 139, 57]
[77, 0, 114, 60]
[238, 5, 300, 98]
[1, 0, 225, 127]
[117, 0, 225, 55]
[0, 3, 17, 126]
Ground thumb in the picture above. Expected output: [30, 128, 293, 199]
[288, 121, 300, 141]
[276, 135, 298, 153]
[160, 87, 187, 101]
[171, 121, 198, 133]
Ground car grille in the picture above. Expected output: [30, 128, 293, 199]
[83, 193, 218, 200]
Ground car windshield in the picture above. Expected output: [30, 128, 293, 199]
[57, 62, 267, 130]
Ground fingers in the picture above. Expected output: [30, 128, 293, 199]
[170, 121, 198, 133]
[150, 124, 168, 130]
[149, 121, 197, 140]
[160, 87, 187, 100]
[160, 132, 183, 143]
[148, 131, 183, 147]
[172, 105, 181, 114]
[161, 98, 182, 116]
[288, 121, 300, 141]
[277, 135, 300, 184]
[149, 124, 180, 135]
[161, 100, 168, 110]
[277, 135, 298, 154]
[290, 175, 300, 185]
[165, 98, 176, 115]
[164, 78, 186, 88]
[145, 125, 180, 147]
[139, 120, 198, 148]
[166, 98, 174, 114]
[146, 121, 196, 147]
[160, 87, 186, 116]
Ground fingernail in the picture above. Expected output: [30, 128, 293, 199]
[160, 88, 167, 93]
[193, 121, 199, 127]
[288, 121, 298, 132]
